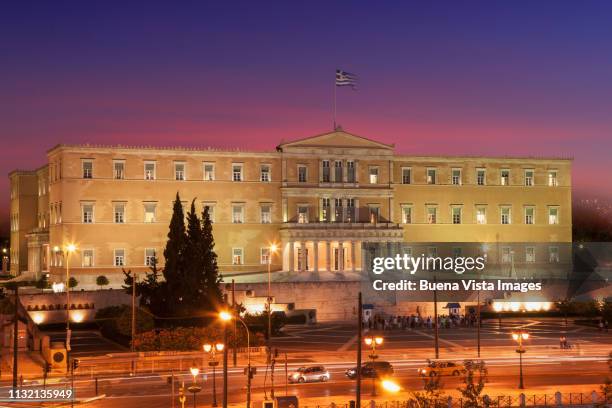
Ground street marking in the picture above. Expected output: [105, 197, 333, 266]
[337, 329, 367, 352]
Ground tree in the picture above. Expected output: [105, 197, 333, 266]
[411, 362, 445, 408]
[184, 199, 204, 310]
[68, 277, 78, 288]
[96, 275, 109, 289]
[201, 204, 222, 309]
[457, 360, 488, 408]
[35, 274, 50, 291]
[162, 193, 187, 315]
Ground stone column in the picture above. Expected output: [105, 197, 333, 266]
[326, 241, 331, 271]
[297, 241, 303, 272]
[288, 241, 294, 273]
[338, 241, 344, 272]
[313, 241, 319, 272]
[351, 241, 356, 273]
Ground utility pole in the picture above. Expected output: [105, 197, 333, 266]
[12, 285, 19, 391]
[356, 292, 362, 408]
[477, 290, 481, 358]
[231, 280, 236, 367]
[222, 295, 228, 408]
[433, 276, 439, 359]
[131, 272, 137, 351]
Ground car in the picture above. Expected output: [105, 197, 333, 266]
[288, 366, 330, 383]
[418, 361, 464, 377]
[345, 361, 394, 379]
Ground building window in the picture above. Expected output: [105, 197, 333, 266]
[82, 204, 94, 224]
[232, 164, 243, 182]
[452, 207, 462, 224]
[321, 198, 330, 222]
[548, 207, 559, 225]
[203, 203, 215, 223]
[451, 169, 461, 185]
[500, 169, 510, 186]
[526, 247, 536, 263]
[476, 169, 486, 186]
[260, 164, 271, 182]
[346, 198, 355, 222]
[144, 202, 157, 223]
[476, 207, 487, 224]
[203, 163, 215, 181]
[322, 160, 330, 182]
[114, 249, 125, 266]
[298, 165, 307, 183]
[401, 206, 412, 224]
[549, 246, 560, 263]
[261, 205, 272, 224]
[298, 206, 309, 224]
[82, 160, 93, 179]
[347, 161, 356, 183]
[232, 205, 244, 223]
[524, 169, 534, 186]
[144, 162, 156, 180]
[114, 203, 126, 224]
[427, 247, 438, 259]
[501, 206, 511, 224]
[82, 249, 94, 267]
[334, 198, 343, 222]
[113, 161, 125, 180]
[369, 167, 379, 184]
[427, 168, 436, 185]
[548, 170, 558, 186]
[260, 247, 271, 264]
[232, 248, 243, 265]
[175, 162, 186, 181]
[501, 247, 512, 263]
[334, 160, 343, 182]
[369, 206, 380, 223]
[427, 207, 437, 224]
[402, 168, 411, 184]
[524, 206, 535, 225]
[452, 247, 462, 258]
[145, 248, 156, 266]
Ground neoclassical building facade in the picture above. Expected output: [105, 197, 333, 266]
[9, 130, 572, 288]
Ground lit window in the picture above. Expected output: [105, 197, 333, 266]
[298, 206, 309, 224]
[402, 168, 411, 184]
[322, 160, 330, 182]
[501, 207, 511, 224]
[524, 170, 534, 186]
[476, 207, 487, 224]
[232, 164, 243, 182]
[232, 248, 243, 265]
[82, 160, 93, 179]
[401, 206, 412, 224]
[82, 249, 94, 267]
[347, 161, 356, 183]
[260, 165, 270, 182]
[260, 248, 271, 265]
[114, 249, 125, 266]
[145, 248, 156, 266]
[476, 169, 486, 186]
[549, 247, 560, 263]
[346, 198, 355, 222]
[500, 170, 510, 186]
[452, 207, 462, 224]
[451, 169, 461, 185]
[526, 247, 536, 263]
[114, 203, 126, 224]
[144, 202, 157, 223]
[113, 161, 125, 180]
[524, 207, 534, 225]
[204, 163, 215, 181]
[144, 162, 156, 180]
[232, 205, 244, 223]
[175, 162, 185, 181]
[321, 198, 330, 222]
[501, 247, 512, 263]
[261, 205, 272, 224]
[369, 206, 380, 223]
[548, 207, 559, 225]
[298, 166, 307, 183]
[427, 168, 436, 185]
[548, 171, 558, 187]
[334, 198, 343, 222]
[82, 204, 94, 224]
[427, 207, 437, 224]
[369, 167, 379, 184]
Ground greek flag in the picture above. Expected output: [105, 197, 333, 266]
[336, 69, 358, 88]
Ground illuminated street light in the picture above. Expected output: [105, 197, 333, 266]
[188, 367, 202, 408]
[364, 335, 384, 396]
[511, 330, 529, 389]
[219, 311, 232, 322]
[203, 342, 225, 407]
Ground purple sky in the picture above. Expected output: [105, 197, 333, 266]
[2, 1, 612, 234]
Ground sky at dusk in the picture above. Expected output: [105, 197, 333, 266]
[2, 1, 612, 234]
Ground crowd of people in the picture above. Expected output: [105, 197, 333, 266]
[365, 312, 479, 331]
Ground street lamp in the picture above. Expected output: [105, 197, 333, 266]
[220, 310, 253, 408]
[266, 243, 278, 399]
[188, 367, 202, 408]
[203, 342, 224, 407]
[364, 335, 383, 396]
[62, 244, 77, 370]
[511, 331, 529, 389]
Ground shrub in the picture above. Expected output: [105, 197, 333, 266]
[96, 275, 110, 288]
[68, 277, 78, 288]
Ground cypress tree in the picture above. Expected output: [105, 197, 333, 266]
[163, 193, 186, 315]
[201, 205, 222, 309]
[185, 199, 204, 310]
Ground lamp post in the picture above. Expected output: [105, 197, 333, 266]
[63, 244, 76, 371]
[204, 342, 224, 407]
[266, 243, 278, 400]
[512, 331, 529, 389]
[220, 310, 252, 408]
[187, 367, 202, 408]
[364, 335, 383, 396]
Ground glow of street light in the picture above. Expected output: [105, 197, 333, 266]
[203, 344, 212, 353]
[375, 336, 383, 345]
[219, 311, 232, 321]
[215, 343, 225, 352]
[190, 367, 200, 377]
[512, 333, 519, 341]
[270, 243, 278, 253]
[66, 244, 76, 253]
[364, 337, 373, 346]
[53, 246, 60, 253]
[381, 379, 401, 393]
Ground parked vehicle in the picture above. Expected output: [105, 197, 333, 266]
[288, 366, 330, 383]
[345, 361, 394, 379]
[418, 360, 464, 377]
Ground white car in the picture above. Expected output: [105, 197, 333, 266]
[288, 366, 330, 383]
